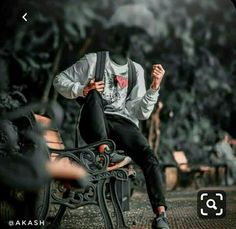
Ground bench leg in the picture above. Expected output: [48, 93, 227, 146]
[36, 182, 51, 220]
[115, 179, 130, 212]
[49, 190, 69, 228]
[224, 165, 228, 186]
[215, 166, 220, 185]
[110, 179, 129, 229]
[50, 205, 67, 228]
[97, 179, 114, 229]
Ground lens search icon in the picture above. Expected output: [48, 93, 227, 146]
[206, 199, 217, 210]
[197, 190, 226, 219]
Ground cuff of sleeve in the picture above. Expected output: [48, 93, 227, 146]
[148, 87, 160, 95]
[145, 88, 159, 101]
[77, 85, 85, 97]
[72, 83, 85, 98]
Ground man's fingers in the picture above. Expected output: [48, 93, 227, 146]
[96, 81, 104, 84]
[96, 85, 104, 92]
[153, 64, 162, 68]
[95, 85, 105, 90]
[151, 64, 165, 89]
[96, 88, 104, 92]
[152, 73, 162, 79]
[94, 82, 105, 89]
[160, 64, 164, 70]
[153, 64, 162, 69]
[153, 69, 163, 74]
[153, 64, 165, 72]
[154, 67, 164, 73]
[153, 70, 163, 76]
[88, 81, 104, 89]
[83, 79, 105, 96]
[159, 65, 165, 73]
[95, 81, 104, 86]
[96, 87, 104, 91]
[95, 83, 105, 88]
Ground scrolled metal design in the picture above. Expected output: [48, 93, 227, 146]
[57, 182, 67, 193]
[83, 184, 97, 201]
[50, 139, 118, 173]
[47, 138, 131, 228]
[111, 169, 129, 181]
[51, 181, 98, 209]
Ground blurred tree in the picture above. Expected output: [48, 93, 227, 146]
[148, 102, 164, 158]
[0, 0, 235, 163]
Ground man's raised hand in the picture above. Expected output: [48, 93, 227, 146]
[83, 79, 105, 96]
[151, 64, 165, 91]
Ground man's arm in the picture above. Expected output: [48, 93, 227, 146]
[53, 56, 90, 99]
[54, 54, 105, 99]
[126, 63, 165, 120]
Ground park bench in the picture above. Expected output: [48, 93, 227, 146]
[171, 150, 228, 189]
[0, 111, 135, 228]
[33, 113, 134, 229]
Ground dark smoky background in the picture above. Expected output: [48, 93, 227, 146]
[0, 0, 236, 164]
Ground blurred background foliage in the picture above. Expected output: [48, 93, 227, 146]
[0, 0, 235, 163]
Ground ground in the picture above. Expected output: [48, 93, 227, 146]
[58, 186, 236, 229]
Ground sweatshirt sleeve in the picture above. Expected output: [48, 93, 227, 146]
[126, 63, 159, 120]
[53, 56, 90, 99]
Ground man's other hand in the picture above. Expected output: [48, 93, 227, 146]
[151, 64, 165, 90]
[83, 79, 105, 96]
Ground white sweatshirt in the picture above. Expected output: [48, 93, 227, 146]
[53, 52, 159, 127]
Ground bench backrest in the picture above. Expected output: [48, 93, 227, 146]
[34, 114, 65, 150]
[172, 151, 190, 171]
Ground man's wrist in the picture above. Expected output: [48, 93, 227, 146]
[149, 86, 160, 95]
[151, 83, 160, 91]
[82, 87, 88, 97]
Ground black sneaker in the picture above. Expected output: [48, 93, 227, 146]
[105, 149, 132, 171]
[152, 212, 170, 229]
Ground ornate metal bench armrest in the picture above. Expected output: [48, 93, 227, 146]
[50, 139, 116, 174]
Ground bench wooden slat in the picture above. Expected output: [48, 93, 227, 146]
[44, 130, 63, 143]
[34, 114, 51, 128]
[173, 151, 188, 165]
[34, 114, 65, 150]
[43, 130, 65, 150]
[46, 142, 65, 150]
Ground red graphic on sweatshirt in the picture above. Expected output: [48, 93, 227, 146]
[115, 75, 128, 89]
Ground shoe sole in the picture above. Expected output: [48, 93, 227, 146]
[107, 156, 132, 171]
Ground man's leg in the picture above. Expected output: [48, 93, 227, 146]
[79, 90, 109, 144]
[79, 90, 131, 166]
[107, 115, 169, 228]
[79, 90, 112, 152]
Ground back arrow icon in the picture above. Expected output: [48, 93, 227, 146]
[22, 13, 27, 22]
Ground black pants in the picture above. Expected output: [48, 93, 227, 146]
[79, 90, 167, 212]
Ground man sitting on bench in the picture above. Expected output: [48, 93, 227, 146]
[53, 27, 170, 229]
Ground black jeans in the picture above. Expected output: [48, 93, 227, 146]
[79, 90, 167, 212]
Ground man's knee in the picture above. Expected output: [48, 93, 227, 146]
[146, 151, 160, 166]
[137, 146, 161, 168]
[85, 89, 102, 103]
[87, 89, 101, 97]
